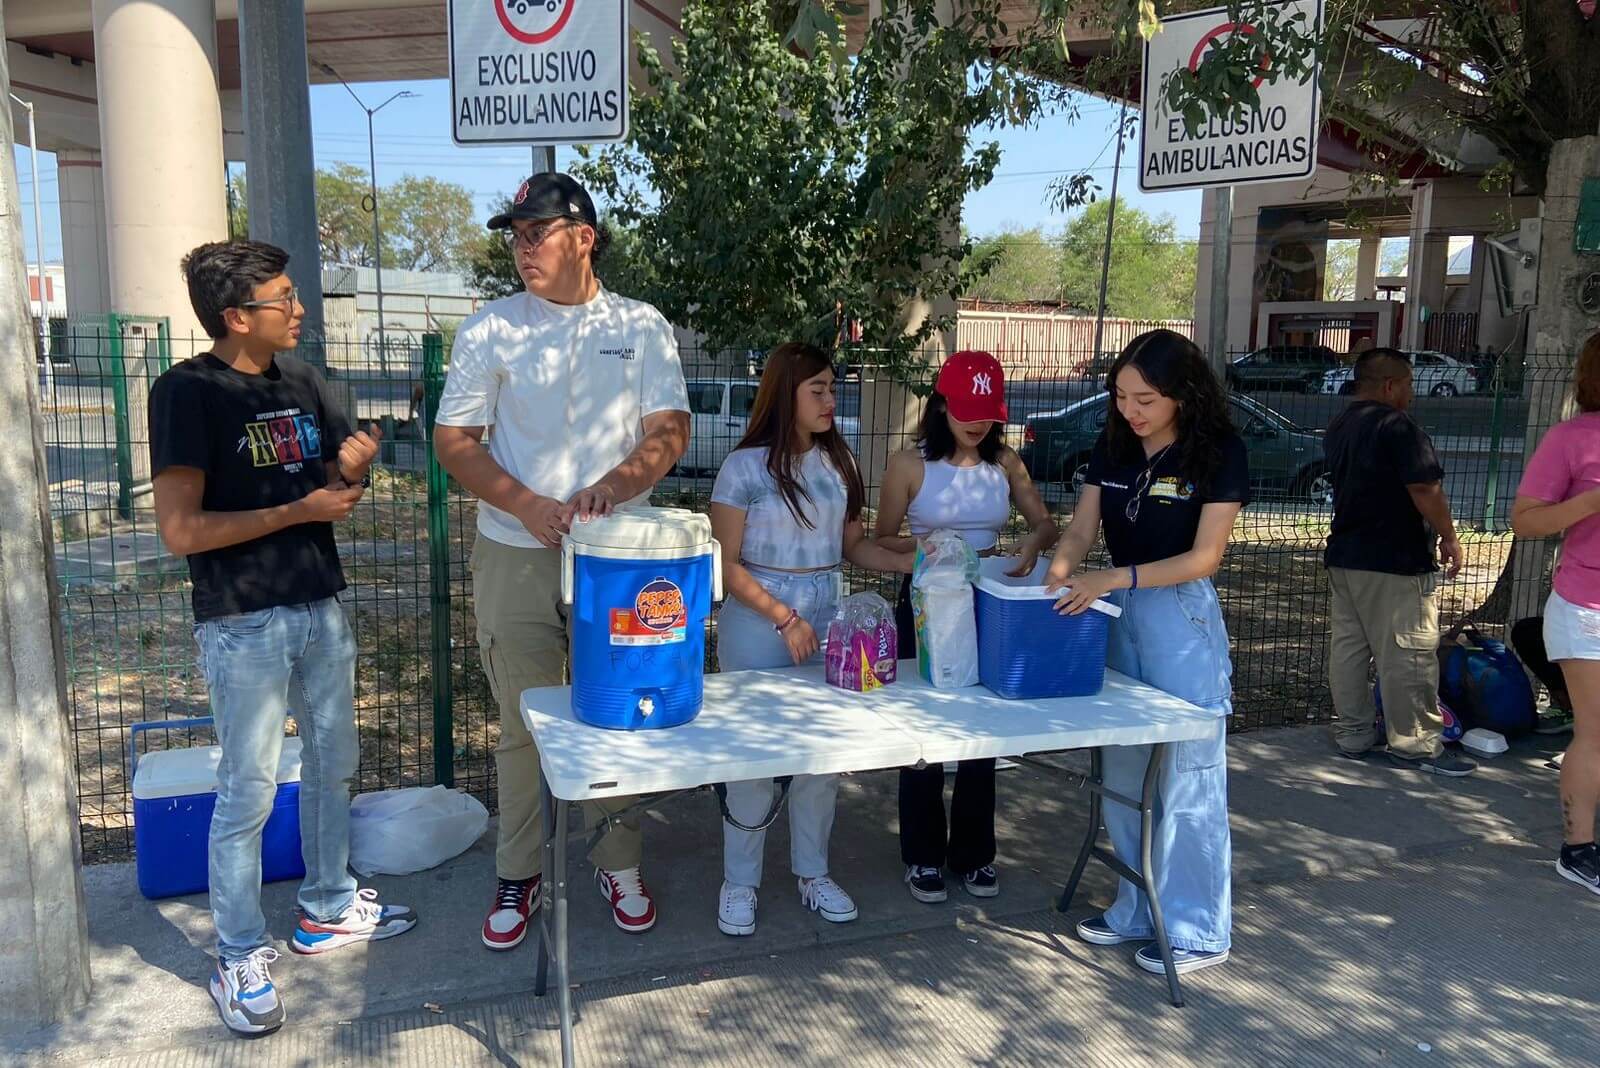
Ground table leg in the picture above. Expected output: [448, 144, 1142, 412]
[553, 792, 575, 1067]
[1140, 742, 1183, 1008]
[1057, 747, 1102, 913]
[534, 780, 556, 997]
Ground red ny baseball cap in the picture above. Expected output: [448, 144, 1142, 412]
[935, 350, 1007, 423]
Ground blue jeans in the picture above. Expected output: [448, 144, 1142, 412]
[1099, 580, 1233, 954]
[195, 596, 359, 960]
[715, 566, 841, 887]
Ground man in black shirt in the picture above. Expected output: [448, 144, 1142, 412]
[1323, 348, 1475, 776]
[150, 241, 417, 1037]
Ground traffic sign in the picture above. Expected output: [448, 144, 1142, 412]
[1138, 0, 1321, 192]
[449, 0, 629, 146]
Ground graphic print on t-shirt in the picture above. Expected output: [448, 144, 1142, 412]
[239, 408, 322, 473]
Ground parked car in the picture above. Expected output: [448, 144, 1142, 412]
[1319, 350, 1479, 397]
[1019, 392, 1333, 505]
[1226, 345, 1341, 394]
[676, 378, 861, 475]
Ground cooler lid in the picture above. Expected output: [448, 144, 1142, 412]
[974, 556, 1121, 617]
[565, 506, 712, 551]
[133, 736, 304, 801]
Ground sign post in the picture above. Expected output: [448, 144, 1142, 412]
[1139, 0, 1322, 367]
[449, 0, 629, 147]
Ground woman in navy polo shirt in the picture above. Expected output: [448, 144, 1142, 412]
[1046, 329, 1246, 977]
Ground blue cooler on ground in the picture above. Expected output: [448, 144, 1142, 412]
[562, 507, 722, 730]
[130, 717, 306, 900]
[974, 557, 1121, 699]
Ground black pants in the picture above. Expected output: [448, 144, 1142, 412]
[1510, 616, 1570, 708]
[895, 575, 998, 872]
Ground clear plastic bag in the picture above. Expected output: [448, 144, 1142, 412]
[912, 530, 980, 688]
[825, 591, 898, 691]
[348, 785, 489, 876]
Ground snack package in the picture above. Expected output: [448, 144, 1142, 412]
[825, 592, 898, 691]
[911, 530, 980, 688]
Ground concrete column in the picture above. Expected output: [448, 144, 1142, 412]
[56, 150, 111, 323]
[92, 0, 229, 353]
[239, 0, 326, 361]
[1355, 236, 1380, 300]
[0, 25, 94, 1029]
[1403, 184, 1450, 349]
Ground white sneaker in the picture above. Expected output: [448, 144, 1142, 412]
[209, 946, 285, 1035]
[718, 881, 758, 936]
[798, 875, 858, 923]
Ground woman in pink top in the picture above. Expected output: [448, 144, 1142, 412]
[1512, 334, 1600, 898]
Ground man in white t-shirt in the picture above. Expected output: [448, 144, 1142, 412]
[434, 173, 690, 949]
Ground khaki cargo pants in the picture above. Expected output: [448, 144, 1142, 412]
[471, 534, 642, 880]
[1327, 567, 1444, 759]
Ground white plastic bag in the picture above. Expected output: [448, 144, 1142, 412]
[348, 785, 488, 876]
[912, 530, 980, 689]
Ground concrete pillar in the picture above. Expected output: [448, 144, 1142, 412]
[92, 0, 229, 353]
[1403, 184, 1450, 349]
[0, 25, 94, 1029]
[57, 150, 111, 322]
[1355, 236, 1380, 300]
[239, 0, 326, 361]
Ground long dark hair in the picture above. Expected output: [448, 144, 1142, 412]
[735, 341, 866, 527]
[917, 391, 1004, 463]
[1104, 330, 1234, 489]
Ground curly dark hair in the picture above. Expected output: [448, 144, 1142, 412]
[590, 221, 612, 265]
[1103, 329, 1235, 491]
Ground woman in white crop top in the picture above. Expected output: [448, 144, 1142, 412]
[709, 342, 914, 939]
[873, 350, 1058, 903]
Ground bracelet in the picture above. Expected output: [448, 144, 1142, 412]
[1129, 564, 1138, 590]
[775, 609, 800, 634]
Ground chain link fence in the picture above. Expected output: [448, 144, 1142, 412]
[38, 322, 1562, 860]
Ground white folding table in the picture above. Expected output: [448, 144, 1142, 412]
[522, 662, 1218, 1067]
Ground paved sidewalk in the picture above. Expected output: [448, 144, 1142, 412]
[7, 727, 1596, 1066]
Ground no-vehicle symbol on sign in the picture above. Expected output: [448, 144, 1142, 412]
[1138, 0, 1322, 192]
[449, 0, 629, 145]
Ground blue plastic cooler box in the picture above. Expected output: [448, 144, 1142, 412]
[562, 506, 722, 730]
[130, 717, 306, 900]
[973, 557, 1121, 699]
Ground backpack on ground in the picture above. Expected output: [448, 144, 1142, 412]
[1436, 626, 1537, 738]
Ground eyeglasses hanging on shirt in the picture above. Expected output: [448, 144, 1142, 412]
[1125, 442, 1175, 524]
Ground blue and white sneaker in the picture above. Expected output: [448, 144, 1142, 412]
[1075, 914, 1146, 946]
[210, 946, 285, 1036]
[292, 887, 418, 954]
[1135, 942, 1230, 975]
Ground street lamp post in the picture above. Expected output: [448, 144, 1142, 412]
[318, 63, 416, 376]
[10, 92, 51, 400]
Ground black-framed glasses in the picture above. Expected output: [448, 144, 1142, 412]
[502, 217, 582, 252]
[239, 286, 299, 311]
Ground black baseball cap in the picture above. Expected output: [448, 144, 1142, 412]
[487, 173, 599, 231]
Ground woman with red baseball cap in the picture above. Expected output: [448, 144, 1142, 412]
[873, 350, 1058, 903]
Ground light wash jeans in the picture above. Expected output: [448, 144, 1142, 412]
[715, 565, 841, 888]
[1099, 579, 1233, 954]
[195, 596, 359, 960]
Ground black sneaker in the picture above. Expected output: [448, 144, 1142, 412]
[1388, 749, 1477, 777]
[960, 865, 999, 898]
[1558, 843, 1600, 896]
[904, 864, 947, 903]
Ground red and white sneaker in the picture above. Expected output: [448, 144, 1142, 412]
[481, 876, 540, 951]
[596, 866, 657, 933]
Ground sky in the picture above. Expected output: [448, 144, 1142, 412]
[11, 79, 1202, 266]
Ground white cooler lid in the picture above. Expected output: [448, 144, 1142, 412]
[133, 736, 304, 801]
[565, 506, 712, 551]
[974, 556, 1121, 617]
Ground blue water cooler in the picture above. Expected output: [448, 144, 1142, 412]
[562, 507, 722, 730]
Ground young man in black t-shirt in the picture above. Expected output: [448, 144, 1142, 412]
[150, 241, 417, 1037]
[1323, 348, 1475, 777]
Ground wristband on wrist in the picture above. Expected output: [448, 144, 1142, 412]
[1129, 564, 1138, 590]
[775, 609, 800, 634]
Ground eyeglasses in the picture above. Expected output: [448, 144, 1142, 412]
[1124, 442, 1174, 524]
[502, 218, 582, 252]
[239, 286, 299, 312]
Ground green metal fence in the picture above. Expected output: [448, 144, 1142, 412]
[37, 324, 1565, 860]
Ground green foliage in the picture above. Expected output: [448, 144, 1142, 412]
[575, 0, 1061, 376]
[461, 200, 657, 302]
[967, 228, 1064, 304]
[1057, 198, 1196, 321]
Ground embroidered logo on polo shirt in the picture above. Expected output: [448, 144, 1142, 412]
[1149, 477, 1195, 501]
[599, 346, 637, 360]
[1101, 479, 1130, 490]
